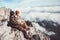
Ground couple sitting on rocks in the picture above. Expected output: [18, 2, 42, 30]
[8, 10, 30, 39]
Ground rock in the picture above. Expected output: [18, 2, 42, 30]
[37, 20, 60, 40]
[25, 20, 33, 27]
[0, 7, 50, 40]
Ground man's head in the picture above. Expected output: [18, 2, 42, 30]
[15, 10, 20, 15]
[10, 10, 14, 15]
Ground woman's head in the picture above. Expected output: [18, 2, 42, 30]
[15, 10, 20, 15]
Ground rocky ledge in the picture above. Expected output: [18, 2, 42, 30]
[0, 7, 50, 40]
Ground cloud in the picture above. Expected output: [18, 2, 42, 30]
[0, 0, 24, 8]
[20, 6, 60, 25]
[0, 0, 60, 10]
[0, 0, 35, 10]
[17, 0, 60, 7]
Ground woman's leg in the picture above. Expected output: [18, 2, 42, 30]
[19, 26, 30, 39]
[23, 23, 30, 30]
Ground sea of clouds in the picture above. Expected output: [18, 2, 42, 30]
[20, 6, 60, 24]
[20, 6, 60, 35]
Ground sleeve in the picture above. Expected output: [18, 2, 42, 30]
[13, 15, 21, 25]
[11, 15, 20, 25]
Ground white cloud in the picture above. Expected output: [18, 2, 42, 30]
[0, 0, 60, 10]
[24, 12, 60, 24]
[19, 0, 35, 7]
[0, 0, 24, 9]
[20, 6, 60, 25]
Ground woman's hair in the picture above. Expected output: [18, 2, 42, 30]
[15, 10, 20, 15]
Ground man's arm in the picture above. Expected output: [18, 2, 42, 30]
[11, 16, 21, 25]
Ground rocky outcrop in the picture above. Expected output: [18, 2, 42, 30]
[0, 7, 50, 40]
[37, 20, 60, 40]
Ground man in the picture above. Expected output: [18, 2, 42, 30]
[10, 10, 30, 39]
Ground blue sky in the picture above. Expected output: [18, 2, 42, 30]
[0, 0, 60, 9]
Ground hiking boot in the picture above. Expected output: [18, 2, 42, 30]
[24, 31, 31, 39]
[25, 35, 31, 39]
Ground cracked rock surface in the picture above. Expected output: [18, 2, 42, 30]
[0, 7, 50, 40]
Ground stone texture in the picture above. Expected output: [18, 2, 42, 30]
[0, 7, 50, 40]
